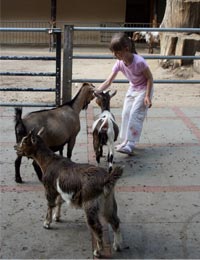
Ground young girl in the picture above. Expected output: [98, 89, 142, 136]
[96, 32, 153, 155]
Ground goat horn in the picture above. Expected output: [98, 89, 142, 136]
[28, 128, 35, 136]
[110, 90, 117, 97]
[37, 127, 45, 136]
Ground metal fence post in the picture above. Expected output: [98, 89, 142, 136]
[62, 25, 73, 104]
[55, 31, 61, 106]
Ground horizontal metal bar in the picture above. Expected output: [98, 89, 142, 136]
[1, 27, 199, 33]
[74, 27, 200, 33]
[0, 56, 56, 60]
[142, 55, 200, 60]
[73, 55, 115, 60]
[0, 103, 56, 107]
[0, 27, 62, 33]
[72, 79, 200, 84]
[0, 72, 56, 76]
[152, 80, 200, 84]
[0, 88, 55, 92]
[73, 55, 200, 60]
[2, 55, 199, 61]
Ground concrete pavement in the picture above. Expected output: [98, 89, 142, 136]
[0, 103, 200, 259]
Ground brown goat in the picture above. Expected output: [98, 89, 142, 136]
[14, 82, 95, 183]
[14, 128, 123, 258]
[92, 90, 119, 172]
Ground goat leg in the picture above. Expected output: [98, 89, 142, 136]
[103, 193, 123, 251]
[67, 138, 76, 159]
[94, 238, 103, 258]
[15, 155, 23, 183]
[85, 208, 103, 257]
[113, 228, 123, 252]
[44, 205, 53, 229]
[53, 195, 64, 222]
[93, 134, 101, 164]
[44, 196, 56, 228]
[100, 145, 103, 157]
[107, 141, 114, 173]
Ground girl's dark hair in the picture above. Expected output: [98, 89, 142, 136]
[109, 32, 137, 54]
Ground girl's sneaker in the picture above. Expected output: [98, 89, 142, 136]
[115, 141, 127, 150]
[117, 144, 134, 156]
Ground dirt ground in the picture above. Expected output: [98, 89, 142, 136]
[0, 45, 200, 107]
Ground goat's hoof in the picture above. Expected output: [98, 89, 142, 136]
[93, 249, 101, 258]
[113, 242, 122, 252]
[43, 221, 51, 229]
[15, 176, 23, 183]
[53, 214, 60, 222]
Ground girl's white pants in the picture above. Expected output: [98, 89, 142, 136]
[120, 88, 152, 143]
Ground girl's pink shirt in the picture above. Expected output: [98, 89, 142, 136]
[112, 54, 148, 91]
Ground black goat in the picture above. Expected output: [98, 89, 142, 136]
[14, 128, 123, 258]
[14, 82, 95, 183]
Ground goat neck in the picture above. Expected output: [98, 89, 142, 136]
[101, 103, 110, 113]
[32, 147, 55, 175]
[71, 84, 93, 114]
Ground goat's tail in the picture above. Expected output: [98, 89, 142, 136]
[104, 166, 123, 195]
[14, 107, 27, 143]
[14, 107, 22, 122]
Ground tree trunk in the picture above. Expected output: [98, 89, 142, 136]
[160, 0, 200, 68]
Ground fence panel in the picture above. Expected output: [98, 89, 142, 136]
[62, 25, 200, 103]
[0, 28, 62, 107]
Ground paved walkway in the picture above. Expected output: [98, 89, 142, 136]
[0, 103, 200, 259]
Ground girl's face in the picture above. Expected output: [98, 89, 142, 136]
[113, 47, 130, 60]
[113, 50, 124, 60]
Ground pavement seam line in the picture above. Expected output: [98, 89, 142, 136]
[172, 106, 200, 142]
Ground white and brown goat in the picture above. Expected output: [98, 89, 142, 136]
[14, 82, 95, 183]
[92, 90, 119, 172]
[14, 128, 123, 258]
[132, 31, 160, 54]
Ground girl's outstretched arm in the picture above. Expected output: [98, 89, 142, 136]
[143, 67, 153, 108]
[96, 71, 118, 92]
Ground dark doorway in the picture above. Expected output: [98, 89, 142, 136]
[125, 0, 151, 24]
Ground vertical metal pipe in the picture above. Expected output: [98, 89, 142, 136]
[51, 0, 57, 23]
[62, 25, 73, 104]
[55, 31, 61, 106]
[50, 0, 57, 50]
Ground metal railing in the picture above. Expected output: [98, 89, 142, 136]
[0, 21, 159, 46]
[62, 25, 200, 103]
[0, 27, 62, 107]
[0, 25, 199, 106]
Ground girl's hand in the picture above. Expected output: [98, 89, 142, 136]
[144, 96, 152, 108]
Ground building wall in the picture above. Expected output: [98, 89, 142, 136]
[1, 0, 50, 20]
[1, 0, 126, 23]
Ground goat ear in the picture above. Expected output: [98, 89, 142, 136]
[94, 91, 102, 98]
[110, 90, 117, 97]
[31, 135, 37, 144]
[37, 127, 45, 137]
[103, 89, 110, 94]
[27, 128, 34, 138]
[82, 82, 89, 87]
